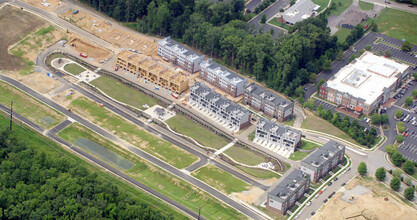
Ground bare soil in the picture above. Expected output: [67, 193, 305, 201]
[69, 38, 111, 61]
[312, 177, 417, 220]
[230, 187, 265, 204]
[60, 9, 158, 55]
[26, 0, 64, 12]
[0, 5, 45, 70]
[51, 88, 83, 107]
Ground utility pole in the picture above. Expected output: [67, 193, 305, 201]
[198, 206, 201, 220]
[9, 101, 13, 131]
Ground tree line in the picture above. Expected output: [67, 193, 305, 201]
[79, 0, 364, 96]
[0, 129, 175, 219]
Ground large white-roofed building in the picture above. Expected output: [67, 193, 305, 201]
[319, 51, 410, 115]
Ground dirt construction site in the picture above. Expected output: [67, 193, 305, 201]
[60, 9, 158, 56]
[312, 176, 417, 220]
[69, 38, 111, 61]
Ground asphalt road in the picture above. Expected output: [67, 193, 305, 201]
[248, 0, 290, 37]
[246, 0, 262, 12]
[0, 103, 44, 133]
[0, 74, 266, 220]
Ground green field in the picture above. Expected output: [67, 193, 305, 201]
[301, 114, 359, 144]
[312, 0, 330, 12]
[236, 165, 281, 179]
[0, 114, 188, 220]
[64, 63, 86, 75]
[224, 146, 266, 166]
[268, 18, 291, 30]
[192, 165, 251, 194]
[69, 96, 197, 169]
[289, 151, 310, 161]
[0, 81, 65, 129]
[166, 114, 228, 149]
[329, 0, 353, 16]
[359, 0, 374, 10]
[300, 140, 321, 150]
[335, 27, 352, 43]
[90, 76, 157, 110]
[374, 8, 417, 45]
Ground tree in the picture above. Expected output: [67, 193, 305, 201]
[395, 110, 404, 119]
[371, 23, 378, 32]
[396, 135, 405, 143]
[304, 98, 315, 110]
[348, 54, 356, 62]
[403, 160, 415, 175]
[316, 79, 325, 92]
[405, 96, 413, 107]
[392, 151, 404, 166]
[336, 50, 344, 61]
[358, 162, 367, 176]
[384, 49, 391, 57]
[322, 59, 332, 72]
[404, 186, 415, 200]
[393, 168, 403, 178]
[413, 90, 417, 98]
[401, 41, 412, 52]
[375, 167, 386, 181]
[371, 114, 381, 125]
[365, 45, 372, 51]
[390, 177, 401, 191]
[414, 72, 417, 81]
[385, 144, 398, 155]
[298, 95, 305, 104]
[381, 114, 389, 125]
[295, 86, 305, 97]
[260, 14, 266, 24]
[280, 8, 284, 12]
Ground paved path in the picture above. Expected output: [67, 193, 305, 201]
[212, 139, 237, 158]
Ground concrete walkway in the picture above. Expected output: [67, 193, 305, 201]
[211, 139, 237, 159]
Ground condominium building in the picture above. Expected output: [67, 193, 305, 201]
[266, 169, 310, 215]
[157, 36, 204, 73]
[319, 52, 409, 115]
[199, 59, 248, 97]
[116, 50, 189, 93]
[243, 83, 294, 122]
[254, 118, 302, 153]
[300, 141, 345, 183]
[189, 82, 251, 131]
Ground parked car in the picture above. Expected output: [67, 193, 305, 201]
[341, 182, 346, 186]
[318, 191, 323, 195]
[311, 211, 316, 216]
[328, 182, 333, 186]
[334, 177, 338, 181]
[307, 201, 312, 207]
[323, 199, 328, 203]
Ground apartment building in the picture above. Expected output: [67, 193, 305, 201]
[243, 83, 294, 122]
[157, 36, 204, 73]
[255, 118, 302, 153]
[319, 52, 409, 115]
[300, 141, 346, 183]
[266, 169, 310, 215]
[199, 59, 248, 97]
[116, 50, 189, 94]
[189, 82, 251, 131]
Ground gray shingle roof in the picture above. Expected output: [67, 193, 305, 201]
[302, 141, 345, 167]
[269, 169, 308, 200]
[283, 0, 319, 24]
[245, 83, 290, 107]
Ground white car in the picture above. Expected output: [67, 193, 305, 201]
[306, 201, 312, 207]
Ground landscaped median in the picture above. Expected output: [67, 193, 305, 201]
[56, 122, 246, 220]
[68, 96, 198, 169]
[0, 81, 65, 129]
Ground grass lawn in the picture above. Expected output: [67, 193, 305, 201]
[248, 131, 255, 141]
[359, 0, 374, 10]
[192, 165, 251, 194]
[335, 27, 352, 43]
[374, 8, 417, 45]
[0, 113, 188, 220]
[0, 81, 65, 129]
[90, 76, 158, 110]
[69, 96, 197, 169]
[166, 114, 228, 149]
[300, 140, 321, 150]
[63, 63, 86, 75]
[236, 165, 281, 179]
[289, 151, 310, 161]
[329, 0, 353, 16]
[224, 146, 266, 166]
[301, 114, 359, 145]
[46, 53, 64, 66]
[268, 18, 291, 30]
[312, 0, 330, 12]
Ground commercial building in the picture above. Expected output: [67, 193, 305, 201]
[199, 59, 248, 97]
[116, 50, 189, 94]
[255, 118, 302, 153]
[266, 169, 310, 215]
[300, 141, 345, 183]
[319, 52, 409, 115]
[157, 36, 204, 73]
[340, 10, 368, 29]
[277, 0, 320, 25]
[243, 83, 294, 122]
[189, 82, 251, 131]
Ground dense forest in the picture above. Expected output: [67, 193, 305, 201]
[80, 0, 362, 95]
[0, 128, 174, 219]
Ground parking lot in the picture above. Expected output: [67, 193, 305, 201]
[393, 79, 417, 108]
[398, 110, 417, 162]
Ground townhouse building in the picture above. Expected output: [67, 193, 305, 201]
[255, 118, 302, 153]
[199, 59, 248, 97]
[300, 141, 346, 183]
[189, 82, 251, 131]
[157, 37, 204, 73]
[116, 50, 189, 93]
[243, 83, 294, 122]
[266, 169, 310, 215]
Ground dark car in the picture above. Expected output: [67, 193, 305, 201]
[328, 192, 336, 198]
[341, 182, 346, 186]
[409, 4, 414, 7]
[328, 182, 332, 186]
[311, 211, 316, 216]
[323, 199, 328, 203]
[334, 177, 338, 181]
